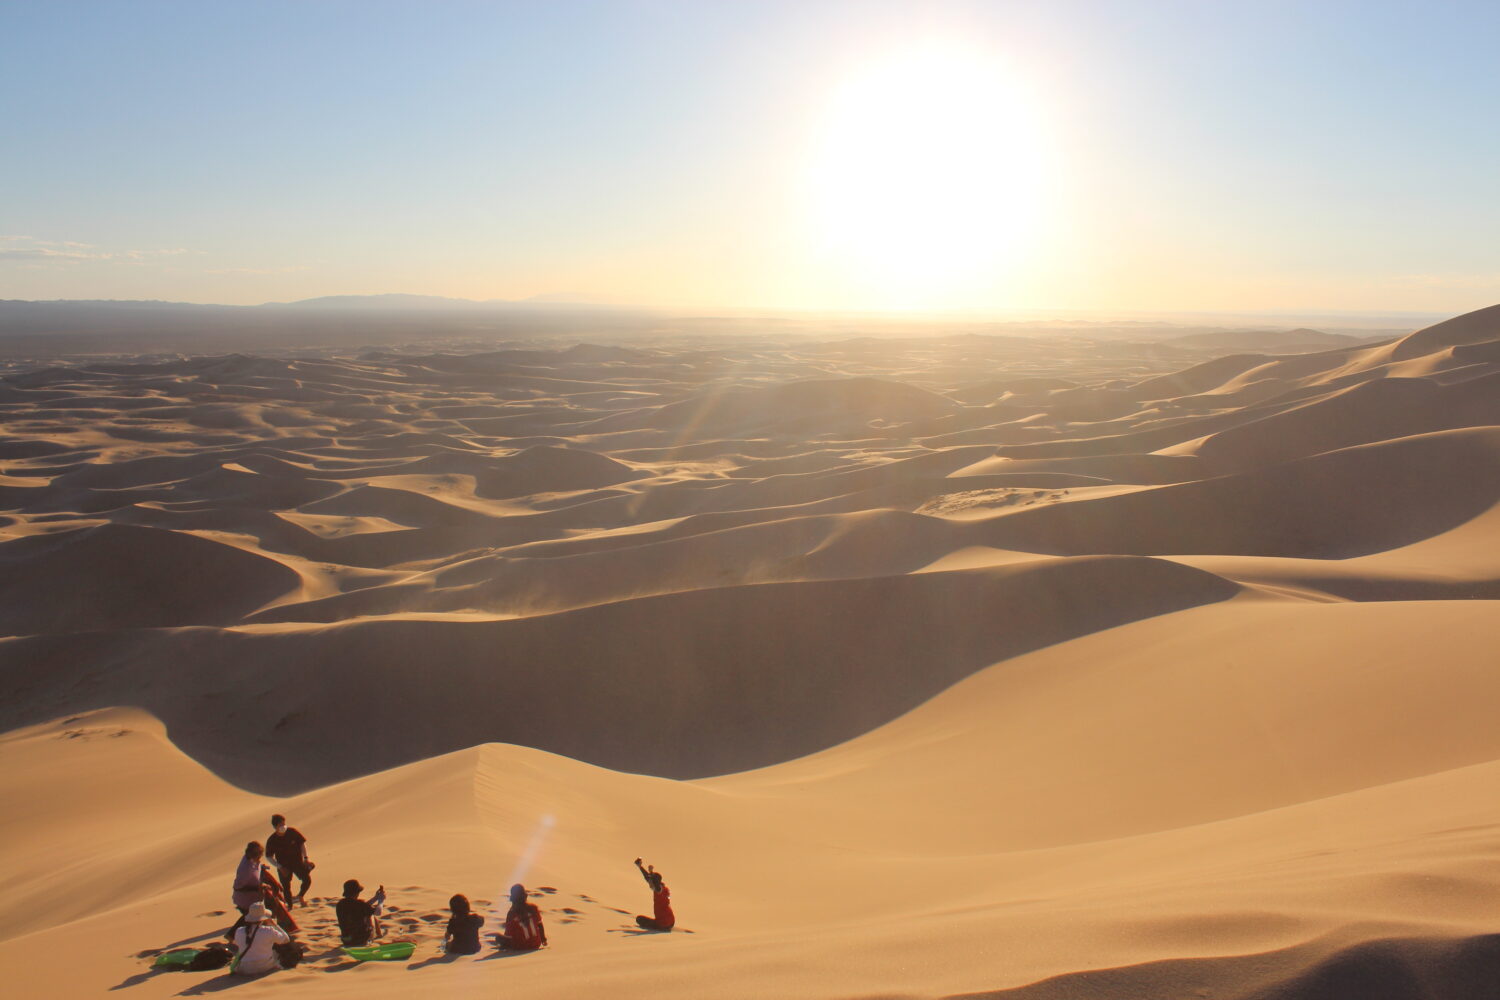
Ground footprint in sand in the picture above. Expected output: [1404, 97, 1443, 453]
[535, 886, 557, 893]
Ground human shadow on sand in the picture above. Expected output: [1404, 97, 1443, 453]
[132, 929, 229, 958]
[110, 968, 170, 991]
[174, 972, 266, 995]
[606, 925, 694, 937]
[407, 953, 461, 971]
[476, 949, 540, 963]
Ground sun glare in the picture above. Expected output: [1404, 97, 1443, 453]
[807, 43, 1052, 310]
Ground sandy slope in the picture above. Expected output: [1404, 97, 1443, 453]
[1, 306, 1498, 997]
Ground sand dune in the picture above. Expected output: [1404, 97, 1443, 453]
[0, 523, 302, 634]
[1, 305, 1497, 997]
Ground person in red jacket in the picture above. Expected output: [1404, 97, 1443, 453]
[495, 883, 547, 951]
[633, 858, 675, 931]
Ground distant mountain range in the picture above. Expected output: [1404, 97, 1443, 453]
[263, 293, 612, 310]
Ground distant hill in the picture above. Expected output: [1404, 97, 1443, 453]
[268, 293, 613, 310]
[266, 293, 494, 310]
[1161, 327, 1378, 353]
[0, 297, 653, 356]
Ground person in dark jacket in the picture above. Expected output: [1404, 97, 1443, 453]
[633, 857, 675, 931]
[265, 814, 314, 906]
[443, 893, 485, 954]
[495, 883, 546, 950]
[336, 878, 385, 947]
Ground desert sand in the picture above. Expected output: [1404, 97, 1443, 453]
[1, 305, 1498, 998]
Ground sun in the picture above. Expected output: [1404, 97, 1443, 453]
[806, 43, 1052, 310]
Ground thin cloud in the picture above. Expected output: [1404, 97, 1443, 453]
[124, 248, 190, 259]
[0, 236, 195, 264]
[0, 247, 109, 261]
[204, 264, 312, 275]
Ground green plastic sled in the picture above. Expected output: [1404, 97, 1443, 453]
[342, 942, 416, 962]
[151, 948, 200, 969]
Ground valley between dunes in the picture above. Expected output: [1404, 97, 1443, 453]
[2, 307, 1498, 998]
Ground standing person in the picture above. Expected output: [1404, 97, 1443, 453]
[336, 879, 385, 947]
[230, 901, 291, 976]
[632, 858, 675, 931]
[266, 814, 314, 906]
[443, 893, 485, 955]
[495, 883, 546, 951]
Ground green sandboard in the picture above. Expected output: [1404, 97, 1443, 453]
[342, 942, 415, 962]
[152, 948, 199, 968]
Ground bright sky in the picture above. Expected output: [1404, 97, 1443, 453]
[3, 0, 1498, 313]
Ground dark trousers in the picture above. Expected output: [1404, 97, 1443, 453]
[276, 864, 311, 901]
[226, 905, 250, 939]
[635, 915, 672, 931]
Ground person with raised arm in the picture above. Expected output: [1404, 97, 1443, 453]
[336, 878, 386, 947]
[633, 857, 675, 931]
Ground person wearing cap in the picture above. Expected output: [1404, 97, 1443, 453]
[495, 883, 547, 951]
[266, 814, 314, 907]
[231, 901, 291, 976]
[336, 878, 386, 947]
[632, 857, 675, 931]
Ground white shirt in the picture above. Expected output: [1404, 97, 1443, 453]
[232, 920, 291, 976]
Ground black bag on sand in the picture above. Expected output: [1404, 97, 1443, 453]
[187, 942, 234, 971]
[273, 941, 307, 969]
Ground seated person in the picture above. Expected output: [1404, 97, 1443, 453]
[231, 902, 290, 976]
[444, 893, 485, 955]
[495, 883, 546, 951]
[336, 878, 385, 947]
[633, 857, 676, 931]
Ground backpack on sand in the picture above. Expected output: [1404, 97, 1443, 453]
[274, 941, 307, 969]
[187, 942, 234, 971]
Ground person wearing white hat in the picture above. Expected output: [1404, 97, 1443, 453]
[231, 901, 291, 976]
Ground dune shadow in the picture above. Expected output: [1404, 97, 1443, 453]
[945, 931, 1500, 1000]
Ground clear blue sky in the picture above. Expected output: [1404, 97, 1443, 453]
[3, 0, 1497, 313]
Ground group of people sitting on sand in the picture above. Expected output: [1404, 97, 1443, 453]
[222, 813, 674, 975]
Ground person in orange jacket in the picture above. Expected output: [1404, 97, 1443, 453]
[495, 883, 547, 950]
[633, 858, 675, 931]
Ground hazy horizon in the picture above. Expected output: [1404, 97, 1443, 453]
[4, 1, 1498, 315]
